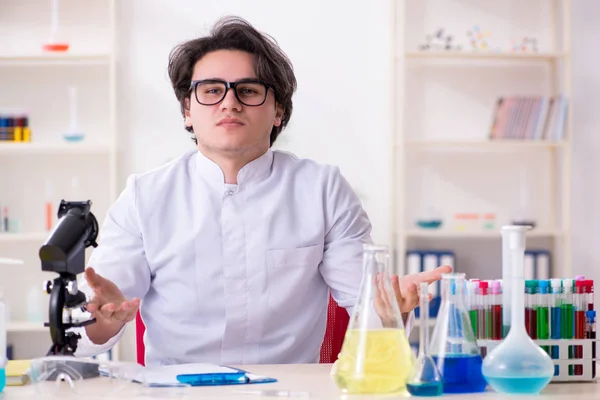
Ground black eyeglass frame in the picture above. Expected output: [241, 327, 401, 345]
[189, 79, 274, 106]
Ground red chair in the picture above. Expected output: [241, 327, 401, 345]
[135, 295, 349, 366]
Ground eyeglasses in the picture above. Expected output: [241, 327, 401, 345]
[190, 79, 272, 106]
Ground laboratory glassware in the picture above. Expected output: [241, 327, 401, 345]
[43, 0, 70, 52]
[332, 244, 414, 394]
[407, 282, 443, 397]
[502, 230, 512, 338]
[429, 273, 487, 393]
[64, 86, 85, 142]
[482, 226, 554, 394]
[415, 167, 443, 230]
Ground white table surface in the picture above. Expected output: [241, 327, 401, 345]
[4, 363, 600, 399]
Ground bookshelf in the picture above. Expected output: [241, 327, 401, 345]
[393, 0, 572, 288]
[0, 0, 119, 360]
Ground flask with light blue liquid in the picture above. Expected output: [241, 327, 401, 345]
[482, 226, 553, 394]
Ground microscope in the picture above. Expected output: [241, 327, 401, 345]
[39, 200, 99, 356]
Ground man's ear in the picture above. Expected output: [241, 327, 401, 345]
[273, 104, 285, 127]
[184, 98, 193, 129]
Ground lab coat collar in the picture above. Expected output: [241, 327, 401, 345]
[195, 149, 274, 188]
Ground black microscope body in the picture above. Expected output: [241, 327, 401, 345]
[39, 200, 99, 356]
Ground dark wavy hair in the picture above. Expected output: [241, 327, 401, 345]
[168, 16, 297, 146]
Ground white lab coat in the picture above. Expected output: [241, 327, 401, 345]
[74, 149, 412, 365]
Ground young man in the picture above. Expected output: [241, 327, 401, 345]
[75, 16, 451, 365]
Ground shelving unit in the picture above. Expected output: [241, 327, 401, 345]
[0, 53, 111, 66]
[403, 51, 566, 61]
[7, 321, 47, 333]
[0, 232, 48, 242]
[393, 1, 572, 283]
[403, 140, 567, 150]
[0, 0, 119, 360]
[405, 229, 564, 239]
[0, 142, 113, 154]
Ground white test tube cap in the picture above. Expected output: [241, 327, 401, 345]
[550, 278, 562, 288]
[561, 279, 573, 289]
[466, 281, 477, 292]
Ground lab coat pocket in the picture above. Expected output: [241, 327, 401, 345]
[266, 244, 325, 315]
[267, 244, 324, 268]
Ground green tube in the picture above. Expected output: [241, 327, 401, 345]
[469, 309, 478, 338]
[536, 305, 549, 354]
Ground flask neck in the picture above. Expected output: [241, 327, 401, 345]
[508, 250, 528, 336]
[441, 275, 465, 304]
[362, 247, 389, 277]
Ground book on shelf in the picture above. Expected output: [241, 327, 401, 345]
[489, 95, 568, 141]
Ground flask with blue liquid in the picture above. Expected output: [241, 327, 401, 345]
[482, 226, 553, 394]
[429, 273, 487, 393]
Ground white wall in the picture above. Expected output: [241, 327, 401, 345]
[115, 0, 394, 362]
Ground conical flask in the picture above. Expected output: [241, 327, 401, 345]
[429, 273, 487, 393]
[482, 226, 554, 394]
[407, 282, 443, 396]
[332, 244, 414, 394]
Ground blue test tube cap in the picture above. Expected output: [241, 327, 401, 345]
[587, 310, 596, 323]
[538, 280, 549, 294]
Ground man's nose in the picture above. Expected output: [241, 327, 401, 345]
[221, 88, 242, 111]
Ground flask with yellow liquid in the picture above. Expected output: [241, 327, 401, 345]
[331, 244, 415, 394]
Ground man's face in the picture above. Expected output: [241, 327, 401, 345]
[185, 50, 283, 155]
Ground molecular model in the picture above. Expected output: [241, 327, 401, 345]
[419, 28, 461, 51]
[467, 25, 492, 51]
[511, 37, 539, 53]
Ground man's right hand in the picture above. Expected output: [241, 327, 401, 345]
[83, 267, 141, 345]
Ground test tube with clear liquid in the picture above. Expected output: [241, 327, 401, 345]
[482, 225, 554, 394]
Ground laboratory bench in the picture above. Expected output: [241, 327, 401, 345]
[4, 363, 600, 399]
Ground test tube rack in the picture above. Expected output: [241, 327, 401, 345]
[478, 339, 599, 382]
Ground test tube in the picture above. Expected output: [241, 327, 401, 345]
[562, 279, 574, 376]
[478, 281, 488, 340]
[586, 279, 595, 311]
[466, 281, 478, 338]
[491, 280, 502, 340]
[574, 280, 587, 376]
[549, 278, 562, 376]
[537, 280, 550, 355]
[485, 280, 493, 340]
[525, 280, 538, 339]
[586, 310, 596, 378]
